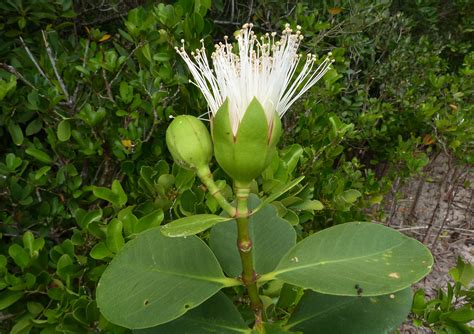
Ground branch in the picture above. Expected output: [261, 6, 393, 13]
[19, 36, 51, 85]
[102, 68, 115, 102]
[0, 63, 36, 90]
[72, 39, 90, 104]
[41, 30, 70, 101]
[109, 41, 145, 87]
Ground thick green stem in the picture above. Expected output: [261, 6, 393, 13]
[197, 166, 236, 217]
[235, 181, 263, 327]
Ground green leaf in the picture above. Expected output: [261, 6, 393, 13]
[161, 214, 232, 237]
[210, 195, 296, 277]
[56, 254, 73, 279]
[5, 153, 22, 170]
[106, 219, 124, 253]
[93, 180, 127, 208]
[96, 227, 239, 329]
[27, 301, 44, 316]
[449, 257, 474, 287]
[254, 323, 291, 333]
[25, 118, 43, 136]
[134, 292, 250, 334]
[90, 242, 112, 260]
[135, 209, 164, 234]
[76, 208, 102, 229]
[57, 119, 71, 142]
[92, 187, 118, 205]
[257, 176, 305, 211]
[118, 206, 138, 236]
[112, 180, 128, 207]
[290, 199, 324, 212]
[8, 123, 24, 146]
[286, 288, 413, 333]
[35, 166, 51, 180]
[281, 144, 303, 176]
[25, 148, 53, 164]
[8, 244, 30, 269]
[22, 231, 35, 256]
[120, 81, 133, 104]
[339, 189, 362, 203]
[0, 290, 23, 310]
[448, 307, 474, 322]
[10, 316, 33, 334]
[261, 222, 433, 296]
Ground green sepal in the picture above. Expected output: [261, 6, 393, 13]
[267, 111, 282, 166]
[212, 98, 281, 183]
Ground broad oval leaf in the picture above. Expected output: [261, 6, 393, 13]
[262, 222, 432, 296]
[339, 189, 361, 203]
[8, 123, 24, 146]
[25, 148, 53, 164]
[0, 290, 24, 310]
[286, 288, 412, 333]
[57, 119, 71, 142]
[210, 195, 296, 277]
[96, 228, 238, 329]
[106, 219, 124, 253]
[161, 214, 232, 237]
[134, 292, 250, 334]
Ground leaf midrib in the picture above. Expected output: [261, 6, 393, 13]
[274, 240, 406, 276]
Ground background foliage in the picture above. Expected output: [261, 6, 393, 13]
[0, 0, 472, 332]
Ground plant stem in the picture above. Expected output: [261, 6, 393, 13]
[234, 181, 263, 328]
[197, 166, 236, 217]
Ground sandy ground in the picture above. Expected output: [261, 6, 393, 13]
[376, 153, 473, 333]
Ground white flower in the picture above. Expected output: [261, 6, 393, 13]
[176, 23, 334, 135]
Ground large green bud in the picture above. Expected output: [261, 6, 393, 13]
[212, 98, 282, 184]
[166, 115, 213, 171]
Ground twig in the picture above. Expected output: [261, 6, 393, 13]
[406, 152, 441, 225]
[422, 178, 445, 244]
[213, 20, 241, 26]
[431, 165, 468, 248]
[41, 30, 70, 101]
[109, 41, 145, 87]
[102, 68, 115, 102]
[406, 178, 424, 225]
[143, 106, 158, 143]
[142, 85, 177, 143]
[246, 0, 254, 22]
[423, 154, 453, 244]
[0, 63, 36, 90]
[72, 39, 90, 104]
[387, 177, 401, 226]
[19, 36, 51, 85]
[391, 225, 473, 235]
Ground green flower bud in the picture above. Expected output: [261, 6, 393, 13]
[212, 98, 281, 184]
[166, 115, 213, 170]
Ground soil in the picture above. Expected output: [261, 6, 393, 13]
[376, 153, 473, 333]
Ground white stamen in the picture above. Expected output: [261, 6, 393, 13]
[176, 23, 333, 135]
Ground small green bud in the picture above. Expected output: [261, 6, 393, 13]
[212, 98, 281, 184]
[166, 115, 213, 170]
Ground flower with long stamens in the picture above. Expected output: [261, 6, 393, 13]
[175, 23, 334, 184]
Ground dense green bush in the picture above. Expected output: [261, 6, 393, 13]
[0, 0, 472, 332]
